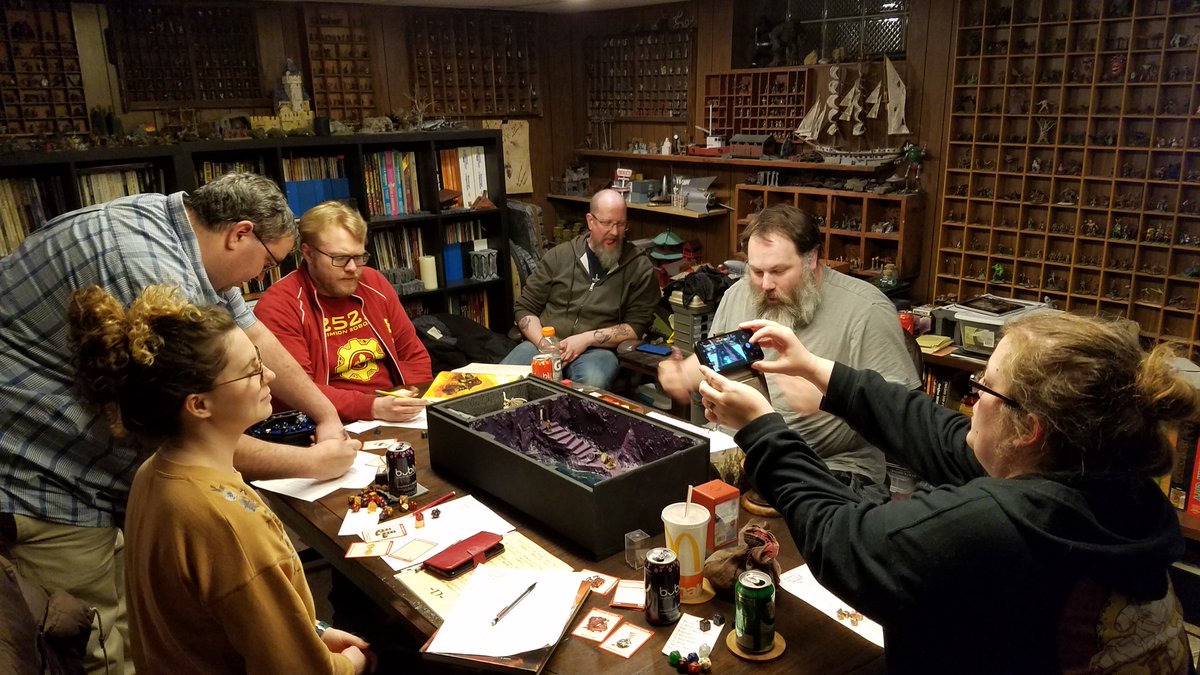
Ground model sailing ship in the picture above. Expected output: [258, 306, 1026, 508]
[794, 56, 910, 167]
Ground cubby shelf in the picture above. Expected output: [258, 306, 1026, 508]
[938, 0, 1200, 360]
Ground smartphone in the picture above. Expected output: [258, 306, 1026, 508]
[636, 343, 673, 356]
[695, 329, 765, 375]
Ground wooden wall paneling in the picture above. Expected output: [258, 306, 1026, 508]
[373, 6, 409, 116]
[255, 5, 288, 103]
[908, 0, 957, 304]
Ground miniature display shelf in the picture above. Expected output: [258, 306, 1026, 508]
[0, 0, 86, 136]
[546, 193, 728, 219]
[585, 27, 693, 121]
[409, 9, 541, 117]
[703, 66, 811, 142]
[301, 4, 376, 124]
[936, 0, 1200, 360]
[734, 184, 924, 280]
[108, 3, 262, 110]
[575, 149, 883, 173]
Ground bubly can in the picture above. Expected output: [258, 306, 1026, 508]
[531, 354, 555, 381]
[644, 547, 681, 625]
[735, 569, 776, 653]
[386, 441, 417, 496]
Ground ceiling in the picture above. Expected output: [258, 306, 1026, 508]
[282, 0, 683, 13]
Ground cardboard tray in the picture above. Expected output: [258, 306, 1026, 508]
[427, 378, 709, 559]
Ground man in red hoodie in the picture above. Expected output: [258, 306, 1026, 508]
[256, 201, 431, 422]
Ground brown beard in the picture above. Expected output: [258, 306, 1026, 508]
[752, 262, 822, 328]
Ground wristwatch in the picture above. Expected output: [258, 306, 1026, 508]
[315, 620, 331, 638]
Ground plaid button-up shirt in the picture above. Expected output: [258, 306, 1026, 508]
[0, 192, 254, 527]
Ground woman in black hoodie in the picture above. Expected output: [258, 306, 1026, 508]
[699, 311, 1198, 674]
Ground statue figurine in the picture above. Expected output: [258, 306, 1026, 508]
[661, 137, 672, 155]
[895, 141, 927, 193]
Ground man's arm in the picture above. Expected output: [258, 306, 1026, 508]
[233, 433, 355, 481]
[658, 352, 704, 403]
[244, 321, 344, 442]
[517, 314, 545, 345]
[557, 322, 638, 363]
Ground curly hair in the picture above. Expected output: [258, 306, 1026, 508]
[1000, 311, 1200, 478]
[68, 285, 237, 444]
[183, 172, 297, 243]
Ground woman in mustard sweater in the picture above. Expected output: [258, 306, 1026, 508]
[68, 284, 372, 674]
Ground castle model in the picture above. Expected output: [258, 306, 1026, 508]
[251, 59, 314, 133]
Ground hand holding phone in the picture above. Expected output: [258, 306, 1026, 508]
[695, 329, 765, 375]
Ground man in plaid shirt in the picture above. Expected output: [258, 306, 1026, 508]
[0, 172, 359, 674]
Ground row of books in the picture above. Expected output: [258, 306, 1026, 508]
[437, 145, 488, 209]
[1167, 422, 1200, 512]
[372, 226, 426, 274]
[77, 165, 163, 207]
[195, 158, 268, 186]
[921, 368, 976, 416]
[449, 289, 489, 326]
[282, 155, 345, 182]
[284, 178, 352, 219]
[364, 150, 422, 218]
[0, 177, 62, 257]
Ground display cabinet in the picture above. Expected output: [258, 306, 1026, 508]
[585, 27, 693, 121]
[936, 0, 1200, 359]
[108, 3, 263, 110]
[0, 0, 85, 135]
[301, 4, 376, 124]
[734, 183, 924, 280]
[409, 9, 541, 117]
[702, 67, 811, 141]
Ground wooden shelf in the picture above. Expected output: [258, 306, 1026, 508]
[733, 183, 924, 279]
[577, 149, 883, 173]
[546, 193, 728, 219]
[937, 0, 1200, 361]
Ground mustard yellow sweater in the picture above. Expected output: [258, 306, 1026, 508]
[125, 454, 353, 674]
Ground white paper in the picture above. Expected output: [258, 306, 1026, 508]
[426, 566, 587, 658]
[779, 564, 884, 647]
[452, 362, 531, 376]
[662, 613, 726, 657]
[338, 508, 380, 537]
[251, 451, 378, 501]
[647, 411, 738, 455]
[344, 408, 428, 434]
[375, 495, 515, 571]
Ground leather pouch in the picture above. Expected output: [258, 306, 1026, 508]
[424, 531, 505, 579]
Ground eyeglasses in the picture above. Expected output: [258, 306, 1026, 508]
[310, 245, 371, 268]
[589, 215, 627, 231]
[254, 231, 283, 272]
[969, 372, 1021, 409]
[212, 347, 264, 388]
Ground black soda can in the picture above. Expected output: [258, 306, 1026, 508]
[644, 547, 681, 625]
[735, 569, 776, 653]
[386, 441, 417, 496]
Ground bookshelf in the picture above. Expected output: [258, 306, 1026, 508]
[0, 130, 512, 333]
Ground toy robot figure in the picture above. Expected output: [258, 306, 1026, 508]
[897, 141, 928, 193]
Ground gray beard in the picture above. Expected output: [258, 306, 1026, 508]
[752, 267, 822, 328]
[591, 242, 622, 271]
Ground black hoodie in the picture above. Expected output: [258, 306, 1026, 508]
[737, 363, 1189, 674]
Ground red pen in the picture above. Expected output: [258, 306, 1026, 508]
[413, 490, 456, 516]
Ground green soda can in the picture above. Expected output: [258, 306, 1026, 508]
[734, 569, 776, 653]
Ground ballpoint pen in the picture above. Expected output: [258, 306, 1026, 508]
[375, 388, 419, 399]
[492, 581, 537, 626]
[413, 490, 455, 516]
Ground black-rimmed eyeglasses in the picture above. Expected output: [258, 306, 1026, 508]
[254, 231, 283, 271]
[969, 372, 1021, 409]
[310, 245, 371, 268]
[212, 347, 264, 388]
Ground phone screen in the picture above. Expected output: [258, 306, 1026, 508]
[696, 329, 764, 374]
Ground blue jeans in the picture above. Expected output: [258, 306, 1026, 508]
[501, 341, 620, 390]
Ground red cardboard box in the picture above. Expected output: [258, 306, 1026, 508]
[692, 479, 740, 552]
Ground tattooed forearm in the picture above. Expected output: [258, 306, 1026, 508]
[593, 324, 635, 346]
[518, 316, 533, 329]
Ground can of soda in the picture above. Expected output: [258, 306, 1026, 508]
[644, 547, 681, 625]
[734, 569, 776, 653]
[531, 354, 555, 381]
[385, 441, 417, 496]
